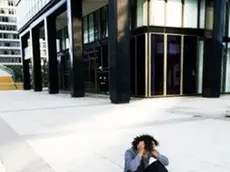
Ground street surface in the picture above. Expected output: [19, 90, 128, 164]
[0, 90, 230, 172]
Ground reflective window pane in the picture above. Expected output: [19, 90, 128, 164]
[183, 0, 198, 28]
[221, 43, 227, 93]
[199, 0, 206, 28]
[89, 14, 94, 42]
[136, 35, 146, 96]
[225, 43, 230, 92]
[83, 17, 88, 44]
[205, 0, 214, 30]
[150, 0, 165, 26]
[136, 0, 144, 27]
[130, 37, 136, 96]
[167, 35, 181, 94]
[94, 10, 100, 40]
[151, 34, 164, 95]
[166, 0, 182, 27]
[183, 36, 197, 94]
[101, 6, 108, 39]
[197, 40, 204, 94]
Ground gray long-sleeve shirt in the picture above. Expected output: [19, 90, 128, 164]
[124, 147, 169, 172]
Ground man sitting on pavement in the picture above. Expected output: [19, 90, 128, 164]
[124, 134, 169, 172]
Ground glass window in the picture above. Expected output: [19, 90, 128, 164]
[225, 43, 230, 92]
[205, 0, 214, 30]
[56, 31, 61, 52]
[228, 2, 230, 36]
[166, 0, 182, 27]
[94, 10, 100, 40]
[130, 0, 137, 29]
[89, 14, 95, 42]
[61, 29, 66, 50]
[102, 44, 109, 68]
[183, 0, 198, 28]
[136, 0, 144, 27]
[136, 35, 146, 96]
[83, 17, 88, 44]
[101, 6, 108, 39]
[151, 34, 164, 95]
[221, 43, 227, 93]
[150, 0, 165, 26]
[130, 37, 136, 95]
[197, 40, 204, 94]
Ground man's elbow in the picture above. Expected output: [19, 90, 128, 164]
[164, 158, 169, 166]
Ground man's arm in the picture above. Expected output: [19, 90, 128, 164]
[124, 150, 142, 172]
[152, 150, 169, 166]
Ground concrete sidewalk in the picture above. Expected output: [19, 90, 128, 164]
[0, 90, 230, 172]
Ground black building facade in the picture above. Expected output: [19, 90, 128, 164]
[17, 0, 230, 103]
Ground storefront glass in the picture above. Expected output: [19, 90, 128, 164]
[150, 0, 165, 26]
[83, 17, 88, 44]
[166, 0, 182, 27]
[183, 0, 198, 28]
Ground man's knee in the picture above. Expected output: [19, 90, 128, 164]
[146, 161, 168, 172]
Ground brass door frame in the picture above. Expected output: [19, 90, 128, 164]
[148, 32, 199, 97]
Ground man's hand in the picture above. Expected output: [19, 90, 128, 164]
[152, 150, 159, 159]
[137, 141, 145, 157]
[151, 141, 159, 159]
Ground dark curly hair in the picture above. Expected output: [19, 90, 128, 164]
[132, 134, 159, 152]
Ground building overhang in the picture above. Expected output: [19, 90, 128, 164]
[18, 0, 108, 37]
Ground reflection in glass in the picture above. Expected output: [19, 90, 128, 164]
[166, 0, 182, 27]
[205, 0, 214, 30]
[199, 0, 206, 28]
[225, 43, 230, 92]
[89, 14, 94, 42]
[101, 6, 108, 38]
[89, 58, 97, 92]
[183, 36, 197, 94]
[151, 34, 164, 95]
[167, 35, 181, 94]
[84, 48, 98, 93]
[94, 10, 100, 41]
[136, 0, 144, 27]
[136, 35, 146, 96]
[130, 37, 136, 96]
[58, 54, 70, 91]
[102, 44, 108, 68]
[183, 0, 198, 28]
[220, 43, 226, 93]
[228, 2, 230, 37]
[150, 0, 165, 26]
[197, 40, 204, 94]
[83, 17, 88, 44]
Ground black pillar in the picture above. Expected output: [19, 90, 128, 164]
[203, 0, 225, 97]
[46, 16, 59, 94]
[67, 0, 85, 97]
[31, 27, 42, 92]
[21, 35, 31, 90]
[108, 0, 131, 103]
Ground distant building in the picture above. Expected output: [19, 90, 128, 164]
[0, 0, 21, 66]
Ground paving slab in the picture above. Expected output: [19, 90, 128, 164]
[0, 91, 230, 172]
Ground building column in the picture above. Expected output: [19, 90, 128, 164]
[21, 35, 31, 90]
[45, 17, 59, 94]
[203, 0, 225, 97]
[108, 0, 131, 103]
[31, 27, 42, 92]
[67, 0, 85, 97]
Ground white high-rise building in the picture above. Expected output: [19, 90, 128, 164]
[0, 0, 21, 66]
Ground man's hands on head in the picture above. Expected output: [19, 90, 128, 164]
[137, 141, 145, 157]
[151, 141, 159, 159]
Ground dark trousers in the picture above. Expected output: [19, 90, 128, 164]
[144, 161, 168, 172]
